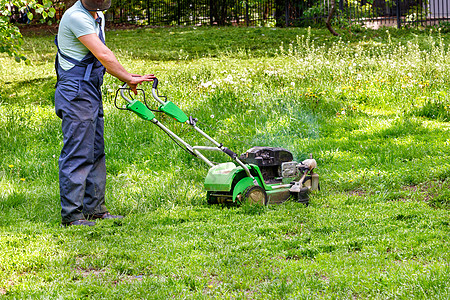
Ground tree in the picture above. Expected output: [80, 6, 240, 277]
[1, 0, 56, 62]
[325, 0, 339, 36]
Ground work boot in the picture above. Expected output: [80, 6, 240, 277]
[62, 219, 96, 227]
[86, 212, 124, 220]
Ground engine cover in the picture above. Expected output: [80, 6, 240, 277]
[239, 147, 294, 182]
[239, 147, 293, 166]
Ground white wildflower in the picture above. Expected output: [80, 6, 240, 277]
[223, 75, 235, 84]
[264, 70, 278, 76]
[200, 81, 213, 88]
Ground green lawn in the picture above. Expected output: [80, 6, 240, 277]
[0, 25, 449, 299]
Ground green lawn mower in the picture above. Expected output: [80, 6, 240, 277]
[115, 78, 319, 205]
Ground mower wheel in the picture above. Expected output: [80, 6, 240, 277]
[242, 185, 268, 206]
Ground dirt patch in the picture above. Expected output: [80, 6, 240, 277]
[112, 275, 144, 285]
[74, 264, 145, 284]
[347, 189, 367, 197]
[74, 256, 107, 278]
[315, 272, 330, 284]
[207, 273, 224, 287]
[76, 267, 107, 278]
[402, 180, 446, 202]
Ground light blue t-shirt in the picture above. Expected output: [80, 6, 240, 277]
[57, 0, 105, 71]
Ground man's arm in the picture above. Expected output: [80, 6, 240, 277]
[78, 33, 154, 93]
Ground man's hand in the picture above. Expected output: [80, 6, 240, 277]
[127, 74, 156, 95]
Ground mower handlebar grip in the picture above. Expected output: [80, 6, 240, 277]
[152, 78, 159, 89]
[222, 147, 237, 159]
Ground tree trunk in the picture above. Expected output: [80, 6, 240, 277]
[326, 0, 339, 36]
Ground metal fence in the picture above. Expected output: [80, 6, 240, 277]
[107, 0, 277, 26]
[17, 0, 447, 28]
[285, 0, 450, 29]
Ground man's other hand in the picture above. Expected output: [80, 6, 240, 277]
[127, 74, 156, 95]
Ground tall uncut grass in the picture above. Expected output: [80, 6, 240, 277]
[0, 26, 449, 298]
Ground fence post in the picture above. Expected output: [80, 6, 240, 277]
[246, 1, 249, 26]
[210, 0, 213, 25]
[177, 0, 181, 25]
[119, 0, 123, 22]
[396, 0, 401, 28]
[146, 0, 150, 25]
[285, 0, 289, 27]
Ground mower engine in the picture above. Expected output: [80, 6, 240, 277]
[239, 147, 293, 183]
[239, 147, 319, 204]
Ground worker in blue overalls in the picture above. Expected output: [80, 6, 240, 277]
[55, 0, 155, 226]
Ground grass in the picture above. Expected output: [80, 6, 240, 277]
[0, 25, 449, 298]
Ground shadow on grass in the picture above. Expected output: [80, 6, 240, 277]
[1, 76, 56, 106]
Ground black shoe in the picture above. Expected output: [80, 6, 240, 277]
[86, 212, 124, 220]
[62, 219, 96, 227]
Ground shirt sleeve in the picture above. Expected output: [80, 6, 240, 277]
[67, 11, 96, 38]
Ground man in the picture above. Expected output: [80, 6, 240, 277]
[54, 0, 155, 226]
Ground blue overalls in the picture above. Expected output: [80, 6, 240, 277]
[54, 16, 108, 224]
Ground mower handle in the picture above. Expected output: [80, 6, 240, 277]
[121, 77, 158, 91]
[150, 78, 166, 106]
[119, 78, 165, 106]
[152, 78, 159, 89]
[119, 82, 133, 104]
[222, 147, 237, 159]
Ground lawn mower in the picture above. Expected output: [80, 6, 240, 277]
[114, 78, 319, 205]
